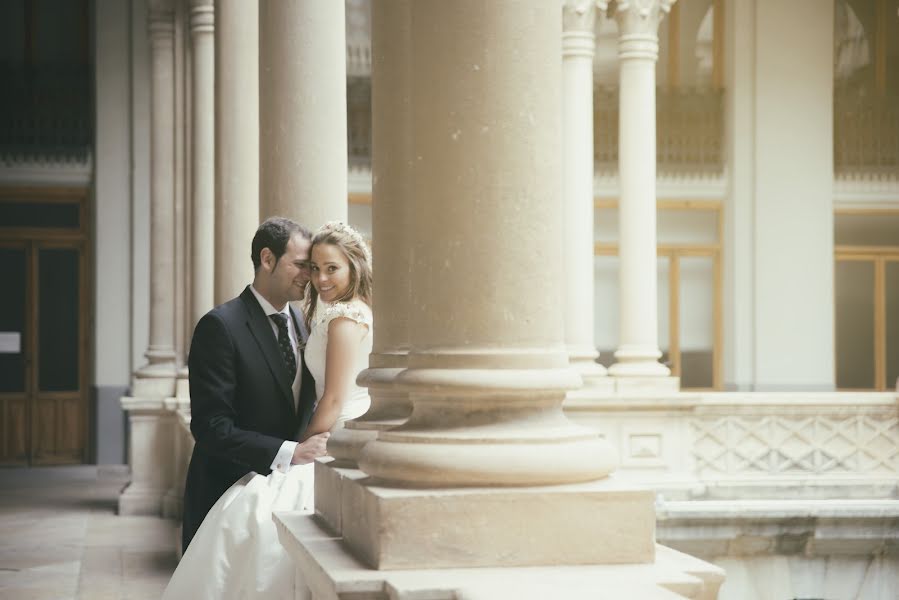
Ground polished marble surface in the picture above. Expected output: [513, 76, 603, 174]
[0, 466, 177, 599]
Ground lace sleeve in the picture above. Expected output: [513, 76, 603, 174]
[314, 301, 372, 334]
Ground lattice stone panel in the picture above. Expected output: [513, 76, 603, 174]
[692, 414, 899, 477]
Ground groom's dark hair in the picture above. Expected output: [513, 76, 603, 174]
[251, 217, 312, 272]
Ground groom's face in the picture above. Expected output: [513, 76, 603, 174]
[268, 233, 311, 307]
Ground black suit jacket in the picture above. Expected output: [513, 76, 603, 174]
[181, 286, 316, 551]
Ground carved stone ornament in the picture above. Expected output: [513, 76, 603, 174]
[562, 0, 606, 32]
[614, 0, 676, 36]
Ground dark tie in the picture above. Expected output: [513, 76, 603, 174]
[269, 313, 297, 382]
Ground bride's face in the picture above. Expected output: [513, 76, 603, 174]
[310, 243, 352, 303]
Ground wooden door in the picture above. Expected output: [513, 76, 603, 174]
[0, 189, 89, 465]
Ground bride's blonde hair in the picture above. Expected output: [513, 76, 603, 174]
[304, 221, 372, 330]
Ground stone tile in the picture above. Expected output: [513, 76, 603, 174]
[0, 466, 177, 600]
[84, 514, 176, 550]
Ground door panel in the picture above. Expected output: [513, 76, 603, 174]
[38, 247, 81, 392]
[32, 243, 85, 464]
[0, 244, 28, 464]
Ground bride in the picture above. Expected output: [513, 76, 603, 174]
[163, 221, 373, 599]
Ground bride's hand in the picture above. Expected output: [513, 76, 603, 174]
[291, 432, 330, 465]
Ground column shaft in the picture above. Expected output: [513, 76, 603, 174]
[190, 0, 214, 326]
[214, 0, 259, 304]
[259, 0, 347, 225]
[332, 0, 414, 463]
[562, 1, 608, 389]
[608, 0, 673, 378]
[358, 0, 615, 487]
[143, 5, 177, 375]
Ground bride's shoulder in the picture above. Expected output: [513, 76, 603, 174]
[316, 299, 372, 330]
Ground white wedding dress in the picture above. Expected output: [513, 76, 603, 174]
[162, 299, 372, 600]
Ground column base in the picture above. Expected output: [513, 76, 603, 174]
[274, 513, 725, 600]
[118, 482, 168, 516]
[175, 367, 190, 398]
[326, 418, 406, 465]
[316, 466, 655, 570]
[161, 489, 183, 519]
[313, 457, 368, 535]
[131, 369, 177, 398]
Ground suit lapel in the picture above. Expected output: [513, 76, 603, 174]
[289, 304, 317, 435]
[239, 287, 297, 419]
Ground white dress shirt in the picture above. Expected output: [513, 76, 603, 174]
[249, 285, 301, 473]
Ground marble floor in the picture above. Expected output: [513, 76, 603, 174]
[0, 466, 177, 599]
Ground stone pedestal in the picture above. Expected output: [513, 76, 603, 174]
[118, 396, 175, 516]
[336, 471, 655, 570]
[274, 514, 725, 599]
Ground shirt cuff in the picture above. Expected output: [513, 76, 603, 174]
[270, 441, 298, 473]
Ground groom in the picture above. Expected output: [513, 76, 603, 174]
[181, 217, 329, 552]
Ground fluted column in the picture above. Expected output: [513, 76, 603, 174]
[562, 0, 610, 395]
[608, 0, 674, 378]
[331, 0, 414, 464]
[189, 0, 214, 324]
[358, 0, 616, 488]
[259, 0, 347, 225]
[137, 0, 178, 388]
[214, 0, 258, 304]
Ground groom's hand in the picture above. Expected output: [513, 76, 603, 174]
[291, 432, 330, 465]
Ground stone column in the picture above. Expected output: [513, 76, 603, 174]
[189, 0, 214, 324]
[214, 0, 259, 304]
[357, 0, 617, 491]
[608, 0, 675, 381]
[561, 0, 612, 397]
[119, 0, 177, 516]
[259, 0, 347, 225]
[276, 4, 725, 592]
[137, 0, 178, 390]
[329, 0, 413, 466]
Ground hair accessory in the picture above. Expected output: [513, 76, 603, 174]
[319, 220, 372, 265]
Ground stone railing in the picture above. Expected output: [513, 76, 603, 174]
[345, 83, 726, 176]
[564, 391, 899, 500]
[347, 76, 371, 171]
[594, 86, 725, 176]
[834, 88, 899, 179]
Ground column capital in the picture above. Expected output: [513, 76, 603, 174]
[562, 0, 604, 33]
[613, 0, 675, 60]
[148, 1, 174, 45]
[189, 0, 214, 35]
[614, 0, 676, 35]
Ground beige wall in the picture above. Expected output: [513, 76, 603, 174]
[752, 0, 836, 390]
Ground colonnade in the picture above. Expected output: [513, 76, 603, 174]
[120, 0, 678, 537]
